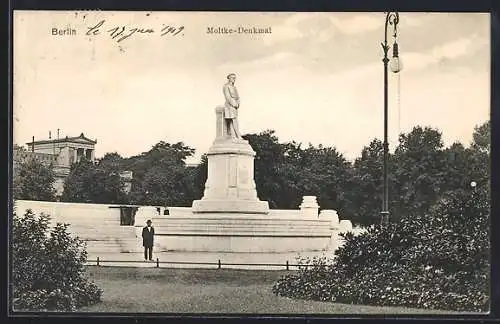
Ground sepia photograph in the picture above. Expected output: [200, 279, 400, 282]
[11, 10, 490, 315]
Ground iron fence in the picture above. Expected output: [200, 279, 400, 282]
[86, 257, 306, 270]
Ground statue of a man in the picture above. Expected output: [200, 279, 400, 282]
[223, 73, 241, 138]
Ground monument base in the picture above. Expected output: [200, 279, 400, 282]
[192, 199, 269, 214]
[148, 209, 337, 253]
[154, 235, 332, 253]
[192, 111, 269, 214]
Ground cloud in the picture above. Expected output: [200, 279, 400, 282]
[263, 13, 386, 46]
[13, 11, 489, 162]
[401, 14, 425, 27]
[261, 13, 318, 46]
[216, 51, 305, 75]
[329, 14, 384, 35]
[435, 38, 473, 59]
[400, 36, 488, 73]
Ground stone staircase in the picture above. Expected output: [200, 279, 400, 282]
[150, 216, 332, 237]
[15, 200, 141, 255]
[68, 225, 139, 254]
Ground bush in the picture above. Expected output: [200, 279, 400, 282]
[12, 209, 102, 311]
[273, 188, 490, 312]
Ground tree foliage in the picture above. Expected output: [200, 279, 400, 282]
[12, 209, 102, 311]
[190, 154, 208, 200]
[468, 121, 490, 187]
[350, 139, 384, 226]
[13, 157, 56, 201]
[389, 126, 448, 221]
[61, 156, 128, 204]
[273, 186, 490, 312]
[42, 120, 490, 230]
[348, 121, 490, 225]
[272, 120, 490, 311]
[124, 141, 196, 206]
[242, 130, 354, 215]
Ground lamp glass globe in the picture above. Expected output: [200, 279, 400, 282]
[390, 57, 402, 73]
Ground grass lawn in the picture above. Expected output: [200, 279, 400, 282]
[79, 266, 468, 314]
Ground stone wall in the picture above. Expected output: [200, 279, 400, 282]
[14, 200, 140, 255]
[13, 198, 360, 255]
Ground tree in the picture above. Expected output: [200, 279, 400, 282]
[244, 130, 354, 214]
[190, 154, 208, 200]
[97, 152, 125, 169]
[390, 126, 447, 220]
[441, 142, 471, 192]
[12, 209, 102, 311]
[272, 185, 490, 312]
[293, 144, 355, 217]
[272, 122, 491, 311]
[61, 158, 128, 204]
[471, 120, 490, 153]
[124, 141, 196, 205]
[467, 121, 490, 189]
[139, 164, 193, 206]
[350, 139, 384, 226]
[13, 157, 56, 201]
[243, 130, 288, 208]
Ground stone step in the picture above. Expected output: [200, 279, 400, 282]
[50, 220, 121, 226]
[83, 238, 137, 243]
[85, 245, 138, 250]
[87, 232, 136, 237]
[151, 217, 329, 223]
[68, 226, 132, 230]
[51, 224, 122, 230]
[155, 231, 331, 237]
[153, 223, 329, 229]
[151, 226, 331, 233]
[67, 225, 136, 230]
[153, 228, 331, 235]
[77, 236, 137, 242]
[150, 221, 330, 228]
[85, 242, 141, 248]
[154, 221, 331, 227]
[84, 241, 138, 247]
[84, 240, 136, 244]
[83, 241, 125, 245]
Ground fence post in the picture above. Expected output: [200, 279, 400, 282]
[218, 259, 221, 269]
[286, 260, 289, 271]
[97, 257, 100, 267]
[156, 258, 159, 268]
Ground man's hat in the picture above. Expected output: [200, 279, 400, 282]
[227, 73, 236, 79]
[146, 219, 152, 224]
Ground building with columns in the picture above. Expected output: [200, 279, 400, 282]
[14, 133, 132, 199]
[26, 132, 97, 164]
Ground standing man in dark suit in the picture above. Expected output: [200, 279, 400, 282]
[142, 219, 155, 261]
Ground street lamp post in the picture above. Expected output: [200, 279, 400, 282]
[381, 12, 402, 226]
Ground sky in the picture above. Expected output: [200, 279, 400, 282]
[13, 11, 490, 163]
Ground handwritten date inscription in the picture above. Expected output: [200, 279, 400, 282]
[86, 20, 184, 43]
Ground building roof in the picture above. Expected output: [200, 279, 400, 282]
[26, 133, 97, 145]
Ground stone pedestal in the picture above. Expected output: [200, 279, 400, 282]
[319, 209, 340, 229]
[192, 106, 269, 214]
[339, 220, 353, 232]
[300, 196, 320, 218]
